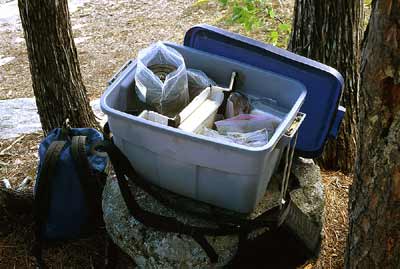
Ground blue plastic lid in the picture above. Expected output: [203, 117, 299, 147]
[184, 25, 345, 158]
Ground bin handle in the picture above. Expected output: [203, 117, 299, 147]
[328, 106, 346, 139]
[108, 59, 134, 86]
[277, 112, 306, 149]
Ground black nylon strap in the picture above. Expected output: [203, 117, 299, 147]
[106, 143, 220, 262]
[99, 140, 283, 263]
[192, 234, 219, 263]
[33, 141, 67, 268]
[103, 122, 111, 141]
[70, 136, 102, 229]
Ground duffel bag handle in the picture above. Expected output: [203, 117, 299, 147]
[96, 138, 283, 264]
[33, 140, 67, 268]
[70, 136, 104, 228]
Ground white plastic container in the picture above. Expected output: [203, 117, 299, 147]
[138, 110, 169, 125]
[178, 86, 224, 133]
[138, 86, 224, 133]
[101, 42, 307, 213]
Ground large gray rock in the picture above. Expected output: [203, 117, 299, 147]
[283, 157, 325, 254]
[0, 98, 41, 139]
[102, 157, 325, 267]
[0, 98, 106, 139]
[103, 178, 241, 268]
[103, 178, 282, 268]
[290, 157, 325, 227]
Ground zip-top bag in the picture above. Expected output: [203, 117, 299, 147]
[33, 127, 109, 267]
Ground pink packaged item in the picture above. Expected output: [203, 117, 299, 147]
[215, 113, 281, 134]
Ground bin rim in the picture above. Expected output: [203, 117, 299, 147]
[100, 47, 306, 153]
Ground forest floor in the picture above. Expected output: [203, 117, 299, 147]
[0, 0, 352, 268]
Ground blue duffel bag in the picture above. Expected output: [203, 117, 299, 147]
[33, 127, 108, 266]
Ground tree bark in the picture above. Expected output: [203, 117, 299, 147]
[345, 0, 400, 268]
[0, 188, 33, 235]
[18, 0, 98, 134]
[288, 0, 362, 173]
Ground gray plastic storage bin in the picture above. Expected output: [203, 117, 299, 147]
[101, 42, 306, 213]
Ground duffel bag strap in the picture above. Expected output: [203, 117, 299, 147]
[33, 140, 67, 269]
[101, 140, 218, 262]
[102, 124, 248, 228]
[70, 136, 103, 229]
[99, 140, 281, 264]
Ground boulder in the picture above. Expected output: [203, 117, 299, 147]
[0, 98, 106, 139]
[283, 157, 325, 254]
[103, 178, 241, 268]
[102, 157, 325, 267]
[0, 98, 41, 139]
[290, 157, 325, 227]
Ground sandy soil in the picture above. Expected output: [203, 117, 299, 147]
[0, 1, 352, 268]
[0, 0, 295, 100]
[0, 0, 214, 99]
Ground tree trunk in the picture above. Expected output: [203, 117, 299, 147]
[18, 0, 98, 134]
[345, 0, 400, 268]
[0, 188, 33, 235]
[288, 0, 362, 173]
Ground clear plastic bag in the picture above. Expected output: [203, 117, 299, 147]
[248, 95, 289, 119]
[135, 42, 189, 117]
[215, 113, 282, 134]
[187, 69, 216, 100]
[201, 127, 269, 147]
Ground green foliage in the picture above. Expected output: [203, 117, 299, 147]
[364, 0, 372, 6]
[194, 0, 210, 6]
[267, 7, 275, 18]
[271, 22, 291, 46]
[218, 0, 266, 31]
[268, 30, 279, 44]
[216, 0, 292, 48]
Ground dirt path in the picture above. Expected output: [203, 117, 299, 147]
[0, 0, 224, 100]
[0, 0, 225, 196]
[0, 2, 352, 269]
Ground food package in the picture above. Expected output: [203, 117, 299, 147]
[202, 128, 269, 147]
[215, 113, 281, 134]
[135, 42, 189, 117]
